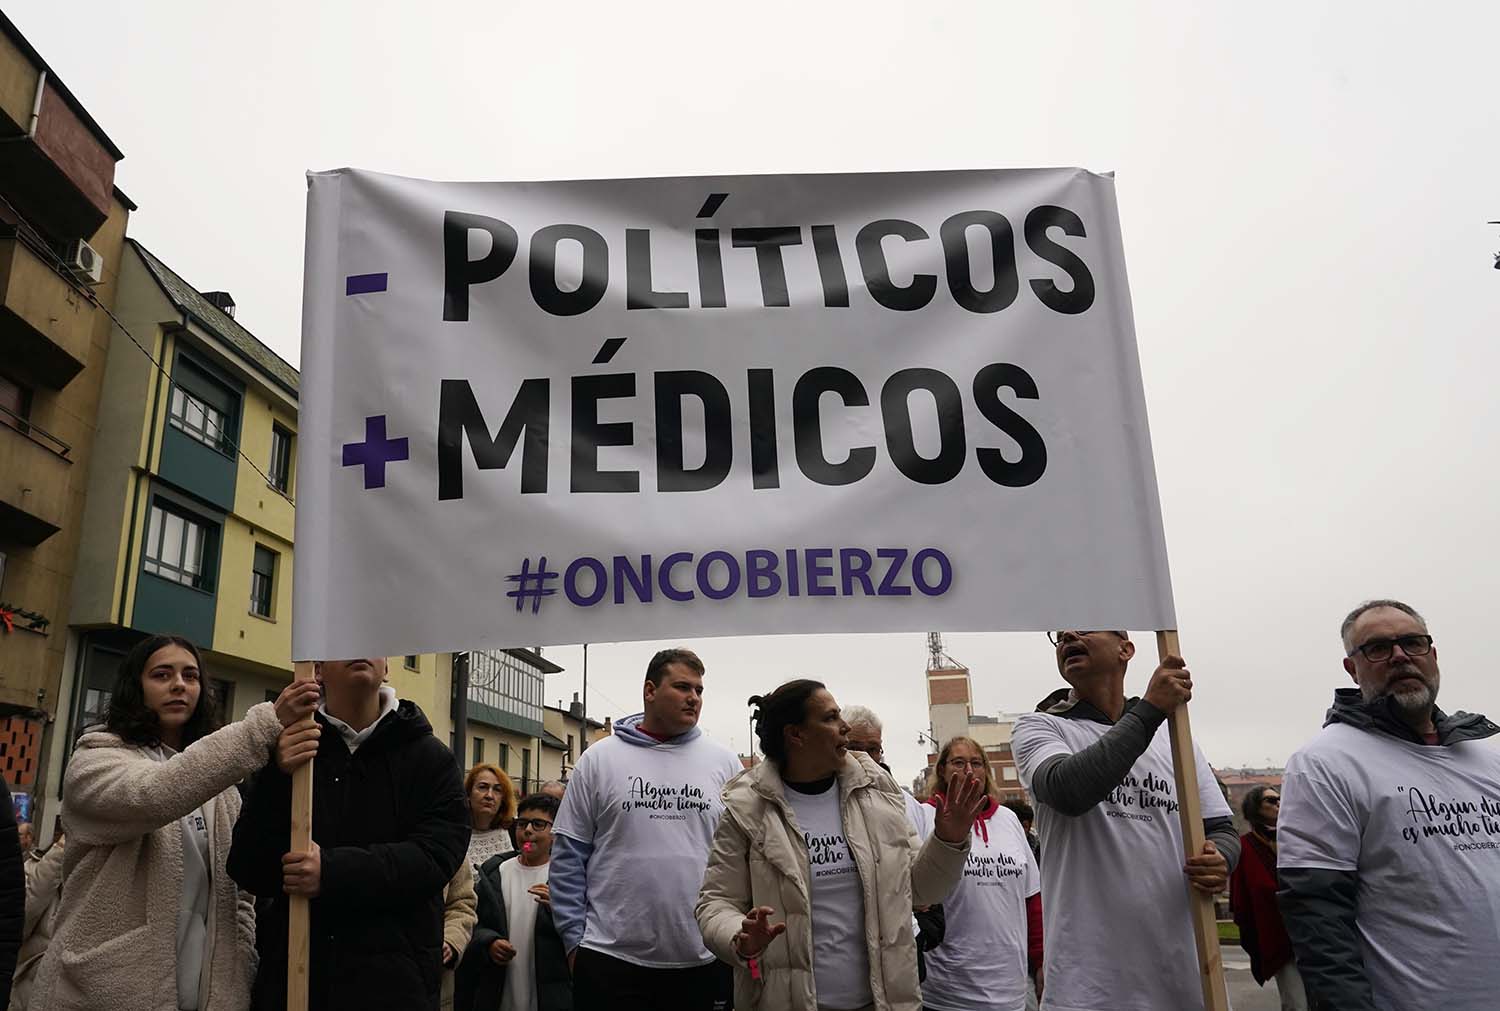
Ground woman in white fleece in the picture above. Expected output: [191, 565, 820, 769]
[32, 634, 318, 1011]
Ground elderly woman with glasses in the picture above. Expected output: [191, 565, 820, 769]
[918, 737, 1043, 1011]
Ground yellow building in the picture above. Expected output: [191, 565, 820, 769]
[0, 11, 131, 822]
[48, 241, 458, 834]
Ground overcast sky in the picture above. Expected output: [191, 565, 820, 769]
[15, 1, 1499, 784]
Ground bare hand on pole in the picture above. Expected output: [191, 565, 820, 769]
[1143, 654, 1193, 713]
[282, 841, 322, 897]
[1184, 839, 1228, 894]
[274, 680, 321, 726]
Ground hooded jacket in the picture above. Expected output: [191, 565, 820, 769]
[1278, 689, 1499, 1011]
[548, 712, 740, 963]
[454, 851, 571, 1011]
[696, 752, 969, 1011]
[32, 702, 282, 1011]
[226, 699, 469, 1011]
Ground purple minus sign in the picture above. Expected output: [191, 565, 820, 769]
[346, 272, 388, 295]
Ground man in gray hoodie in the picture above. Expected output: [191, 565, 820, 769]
[1278, 599, 1500, 1011]
[549, 648, 741, 1011]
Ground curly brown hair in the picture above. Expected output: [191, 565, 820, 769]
[105, 634, 222, 749]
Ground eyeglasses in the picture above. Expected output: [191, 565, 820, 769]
[1348, 634, 1433, 662]
[848, 742, 884, 759]
[1046, 630, 1118, 647]
[514, 818, 553, 831]
[945, 758, 986, 770]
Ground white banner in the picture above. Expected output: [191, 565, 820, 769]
[293, 167, 1174, 659]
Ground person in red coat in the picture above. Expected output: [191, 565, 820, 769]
[1230, 785, 1308, 1011]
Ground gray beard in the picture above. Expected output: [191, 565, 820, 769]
[1373, 673, 1437, 720]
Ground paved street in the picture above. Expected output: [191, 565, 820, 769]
[1223, 943, 1280, 1011]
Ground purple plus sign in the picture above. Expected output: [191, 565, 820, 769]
[342, 415, 409, 489]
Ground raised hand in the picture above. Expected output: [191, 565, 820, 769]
[734, 905, 787, 959]
[932, 769, 989, 844]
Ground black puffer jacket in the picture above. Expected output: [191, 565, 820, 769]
[454, 852, 571, 1011]
[227, 700, 469, 1011]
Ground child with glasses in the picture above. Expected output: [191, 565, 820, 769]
[457, 793, 571, 1011]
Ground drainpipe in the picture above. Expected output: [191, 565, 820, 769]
[118, 317, 177, 627]
[0, 70, 46, 144]
[451, 651, 469, 769]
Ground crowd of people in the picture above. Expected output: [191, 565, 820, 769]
[0, 596, 1494, 1010]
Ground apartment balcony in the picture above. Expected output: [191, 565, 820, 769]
[0, 46, 120, 240]
[0, 405, 69, 545]
[0, 230, 94, 389]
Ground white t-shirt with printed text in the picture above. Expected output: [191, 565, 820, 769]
[499, 858, 551, 1011]
[1278, 721, 1500, 1011]
[921, 804, 1039, 1011]
[785, 784, 874, 1011]
[553, 733, 742, 967]
[1013, 709, 1231, 1011]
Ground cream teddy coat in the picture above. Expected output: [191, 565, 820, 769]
[697, 752, 969, 1011]
[32, 702, 283, 1011]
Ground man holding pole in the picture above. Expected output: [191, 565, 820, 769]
[1012, 630, 1237, 1011]
[227, 657, 469, 1010]
[1278, 600, 1500, 1011]
[549, 647, 741, 1011]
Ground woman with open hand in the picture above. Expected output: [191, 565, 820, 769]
[696, 680, 986, 1011]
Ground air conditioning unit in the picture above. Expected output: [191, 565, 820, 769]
[66, 239, 104, 285]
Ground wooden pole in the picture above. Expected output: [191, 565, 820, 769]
[1156, 630, 1231, 1011]
[288, 660, 316, 1011]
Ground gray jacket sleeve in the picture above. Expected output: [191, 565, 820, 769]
[1204, 817, 1240, 872]
[1278, 866, 1375, 1011]
[1028, 702, 1167, 815]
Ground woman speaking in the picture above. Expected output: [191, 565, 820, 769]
[696, 679, 986, 1011]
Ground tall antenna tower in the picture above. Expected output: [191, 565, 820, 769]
[927, 632, 961, 670]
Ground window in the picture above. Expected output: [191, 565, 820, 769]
[522, 748, 532, 794]
[404, 655, 419, 671]
[250, 545, 277, 617]
[168, 385, 231, 451]
[0, 372, 30, 433]
[210, 678, 234, 725]
[499, 742, 510, 771]
[143, 501, 215, 590]
[567, 734, 574, 765]
[269, 424, 293, 493]
[473, 737, 484, 764]
[467, 649, 546, 728]
[1003, 767, 1019, 781]
[80, 687, 111, 730]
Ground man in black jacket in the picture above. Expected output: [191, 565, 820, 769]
[456, 792, 570, 1011]
[1278, 600, 1500, 1011]
[228, 657, 469, 1010]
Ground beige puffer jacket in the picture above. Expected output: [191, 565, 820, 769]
[32, 702, 283, 1011]
[696, 752, 968, 1011]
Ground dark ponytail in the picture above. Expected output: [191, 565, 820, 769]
[748, 679, 825, 764]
